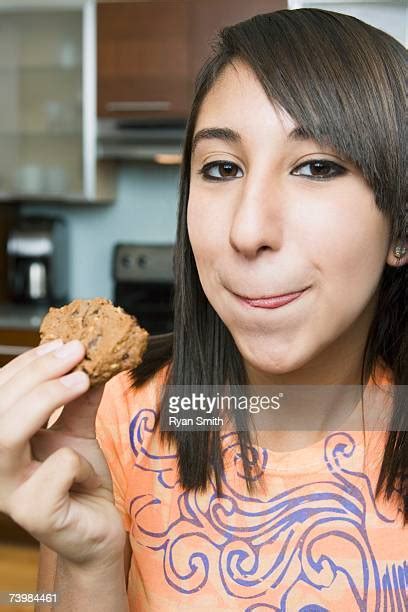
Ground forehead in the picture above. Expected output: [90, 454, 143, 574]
[194, 60, 297, 136]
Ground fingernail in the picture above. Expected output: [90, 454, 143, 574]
[60, 371, 89, 389]
[54, 340, 83, 360]
[37, 339, 63, 355]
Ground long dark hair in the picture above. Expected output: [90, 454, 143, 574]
[130, 9, 408, 523]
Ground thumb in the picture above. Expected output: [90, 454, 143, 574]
[48, 383, 105, 439]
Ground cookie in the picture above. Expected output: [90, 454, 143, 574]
[39, 297, 149, 386]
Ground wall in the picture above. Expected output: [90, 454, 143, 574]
[287, 2, 407, 47]
[21, 162, 180, 301]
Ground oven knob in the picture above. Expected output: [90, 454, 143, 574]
[137, 255, 147, 268]
[121, 254, 133, 269]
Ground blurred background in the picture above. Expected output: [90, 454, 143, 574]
[0, 0, 406, 609]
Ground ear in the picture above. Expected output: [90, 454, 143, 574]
[386, 241, 408, 267]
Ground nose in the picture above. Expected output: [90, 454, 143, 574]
[229, 171, 285, 258]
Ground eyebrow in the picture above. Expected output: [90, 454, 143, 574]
[191, 125, 312, 155]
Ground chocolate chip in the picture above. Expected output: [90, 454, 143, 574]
[88, 337, 99, 349]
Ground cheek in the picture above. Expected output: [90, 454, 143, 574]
[316, 194, 388, 289]
[300, 185, 389, 291]
[187, 188, 225, 234]
[187, 192, 226, 270]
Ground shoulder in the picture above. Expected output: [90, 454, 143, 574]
[96, 362, 180, 519]
[97, 361, 170, 416]
[95, 362, 171, 466]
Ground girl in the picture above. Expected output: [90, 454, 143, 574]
[0, 8, 406, 612]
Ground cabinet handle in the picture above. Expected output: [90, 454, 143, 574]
[105, 101, 172, 112]
[0, 344, 32, 356]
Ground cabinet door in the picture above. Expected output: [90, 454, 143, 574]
[0, 8, 84, 198]
[0, 326, 40, 547]
[0, 325, 42, 547]
[97, 1, 190, 120]
[0, 329, 40, 368]
[189, 0, 287, 84]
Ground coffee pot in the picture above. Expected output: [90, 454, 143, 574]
[6, 216, 69, 306]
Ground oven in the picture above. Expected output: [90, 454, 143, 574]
[113, 244, 174, 335]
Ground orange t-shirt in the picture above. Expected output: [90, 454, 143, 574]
[95, 362, 407, 611]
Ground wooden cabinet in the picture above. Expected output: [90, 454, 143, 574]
[0, 328, 40, 368]
[189, 0, 288, 84]
[0, 327, 39, 546]
[97, 0, 287, 121]
[0, 512, 38, 547]
[97, 0, 190, 119]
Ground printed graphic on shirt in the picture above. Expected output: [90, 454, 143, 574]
[127, 407, 407, 611]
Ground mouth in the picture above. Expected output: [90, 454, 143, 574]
[231, 287, 310, 309]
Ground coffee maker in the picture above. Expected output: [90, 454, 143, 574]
[6, 216, 69, 306]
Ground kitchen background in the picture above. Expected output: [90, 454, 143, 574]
[0, 0, 406, 609]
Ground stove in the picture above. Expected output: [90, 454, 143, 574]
[113, 244, 174, 335]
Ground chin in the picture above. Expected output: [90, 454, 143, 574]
[233, 334, 309, 376]
[248, 357, 302, 376]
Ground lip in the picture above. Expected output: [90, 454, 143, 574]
[232, 287, 309, 309]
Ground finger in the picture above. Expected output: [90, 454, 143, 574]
[6, 446, 102, 536]
[0, 340, 86, 410]
[31, 428, 114, 492]
[0, 372, 90, 451]
[48, 383, 105, 439]
[0, 339, 63, 387]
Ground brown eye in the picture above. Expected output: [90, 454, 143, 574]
[218, 162, 239, 178]
[198, 160, 244, 181]
[310, 162, 331, 176]
[292, 159, 346, 180]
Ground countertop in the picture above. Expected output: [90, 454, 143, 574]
[0, 303, 48, 330]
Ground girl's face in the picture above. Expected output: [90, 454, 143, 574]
[187, 61, 393, 381]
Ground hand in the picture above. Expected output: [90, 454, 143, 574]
[0, 339, 126, 568]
